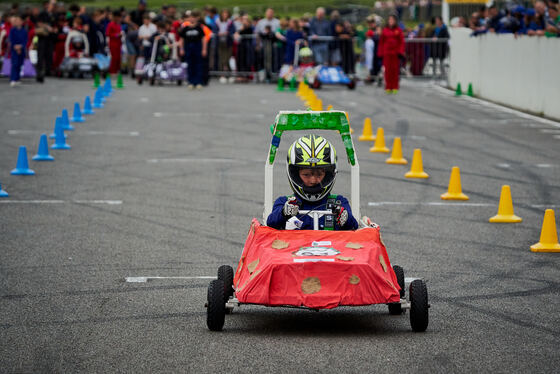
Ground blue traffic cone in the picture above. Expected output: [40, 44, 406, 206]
[32, 134, 55, 161]
[99, 86, 107, 103]
[0, 182, 8, 197]
[71, 102, 85, 123]
[11, 146, 35, 175]
[51, 118, 71, 150]
[83, 96, 94, 115]
[50, 117, 67, 140]
[93, 89, 104, 109]
[61, 109, 75, 131]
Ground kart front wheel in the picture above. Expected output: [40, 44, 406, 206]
[177, 80, 182, 86]
[409, 279, 429, 332]
[207, 279, 226, 331]
[347, 80, 356, 90]
[137, 77, 143, 85]
[217, 265, 234, 302]
[311, 79, 321, 89]
[388, 265, 405, 315]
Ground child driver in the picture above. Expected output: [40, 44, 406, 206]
[267, 134, 358, 230]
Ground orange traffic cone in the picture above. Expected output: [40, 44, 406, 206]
[359, 117, 375, 141]
[404, 149, 429, 178]
[326, 104, 333, 111]
[489, 185, 522, 223]
[530, 209, 560, 252]
[386, 137, 407, 164]
[441, 167, 468, 200]
[369, 128, 389, 153]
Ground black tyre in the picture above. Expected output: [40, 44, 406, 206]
[217, 265, 234, 302]
[311, 79, 321, 89]
[388, 265, 405, 315]
[393, 265, 405, 298]
[177, 80, 182, 86]
[207, 279, 226, 331]
[409, 279, 429, 332]
[347, 80, 356, 90]
[137, 77, 143, 85]
[149, 77, 155, 86]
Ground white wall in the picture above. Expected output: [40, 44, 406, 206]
[449, 28, 560, 121]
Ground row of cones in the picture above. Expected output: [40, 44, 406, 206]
[1, 76, 119, 197]
[455, 82, 474, 97]
[358, 108, 559, 252]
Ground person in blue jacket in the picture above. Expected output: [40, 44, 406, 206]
[267, 134, 359, 231]
[9, 14, 28, 87]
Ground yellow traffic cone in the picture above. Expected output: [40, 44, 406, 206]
[489, 185, 522, 223]
[369, 127, 389, 153]
[404, 149, 429, 178]
[441, 166, 469, 200]
[326, 104, 333, 111]
[296, 82, 303, 97]
[386, 137, 408, 165]
[359, 117, 375, 141]
[314, 99, 323, 111]
[530, 209, 560, 252]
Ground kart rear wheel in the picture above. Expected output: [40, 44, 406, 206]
[149, 77, 155, 86]
[177, 80, 182, 86]
[311, 79, 321, 89]
[137, 77, 143, 85]
[217, 265, 234, 302]
[347, 80, 356, 90]
[207, 279, 226, 331]
[409, 279, 429, 332]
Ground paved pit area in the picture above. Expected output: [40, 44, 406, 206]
[1, 78, 559, 372]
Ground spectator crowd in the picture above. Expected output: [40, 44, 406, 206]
[0, 0, 557, 88]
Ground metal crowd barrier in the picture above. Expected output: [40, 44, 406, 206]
[206, 33, 450, 81]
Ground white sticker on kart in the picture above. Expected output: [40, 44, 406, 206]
[312, 241, 332, 247]
[294, 246, 340, 257]
[293, 258, 336, 263]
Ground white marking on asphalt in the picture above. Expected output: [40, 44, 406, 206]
[535, 164, 556, 168]
[530, 204, 560, 208]
[125, 276, 216, 283]
[554, 135, 560, 140]
[260, 99, 268, 104]
[140, 97, 149, 103]
[496, 163, 511, 169]
[368, 202, 494, 207]
[431, 84, 560, 128]
[8, 130, 139, 136]
[153, 112, 266, 118]
[147, 158, 241, 163]
[12, 110, 20, 115]
[348, 101, 357, 107]
[539, 129, 560, 134]
[153, 112, 163, 117]
[0, 200, 122, 205]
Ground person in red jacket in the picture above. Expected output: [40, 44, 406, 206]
[377, 15, 405, 94]
[106, 10, 123, 74]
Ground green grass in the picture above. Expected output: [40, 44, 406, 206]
[4, 0, 375, 18]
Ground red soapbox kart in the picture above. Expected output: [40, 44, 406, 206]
[205, 111, 429, 332]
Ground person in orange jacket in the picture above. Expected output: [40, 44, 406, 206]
[106, 10, 123, 74]
[377, 14, 405, 94]
[178, 10, 210, 89]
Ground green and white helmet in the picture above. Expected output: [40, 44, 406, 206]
[286, 134, 338, 202]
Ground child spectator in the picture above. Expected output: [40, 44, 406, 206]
[138, 14, 157, 59]
[179, 10, 208, 89]
[9, 14, 28, 87]
[267, 135, 358, 231]
[106, 10, 123, 74]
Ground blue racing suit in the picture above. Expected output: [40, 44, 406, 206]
[267, 194, 359, 230]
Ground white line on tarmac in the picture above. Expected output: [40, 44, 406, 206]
[125, 276, 215, 283]
[539, 129, 560, 134]
[146, 158, 242, 163]
[7, 130, 140, 136]
[0, 200, 122, 205]
[496, 163, 511, 169]
[431, 84, 560, 128]
[530, 204, 560, 208]
[368, 202, 494, 207]
[153, 112, 265, 118]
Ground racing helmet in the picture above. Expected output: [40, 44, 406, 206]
[286, 134, 337, 202]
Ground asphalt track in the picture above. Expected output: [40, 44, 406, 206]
[0, 77, 559, 373]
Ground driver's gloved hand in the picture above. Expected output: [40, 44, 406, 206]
[334, 206, 348, 227]
[283, 196, 300, 217]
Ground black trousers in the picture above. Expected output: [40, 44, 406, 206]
[36, 38, 54, 78]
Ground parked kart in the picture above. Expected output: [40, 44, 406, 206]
[206, 110, 429, 332]
[136, 35, 186, 86]
[311, 65, 356, 90]
[58, 30, 106, 78]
